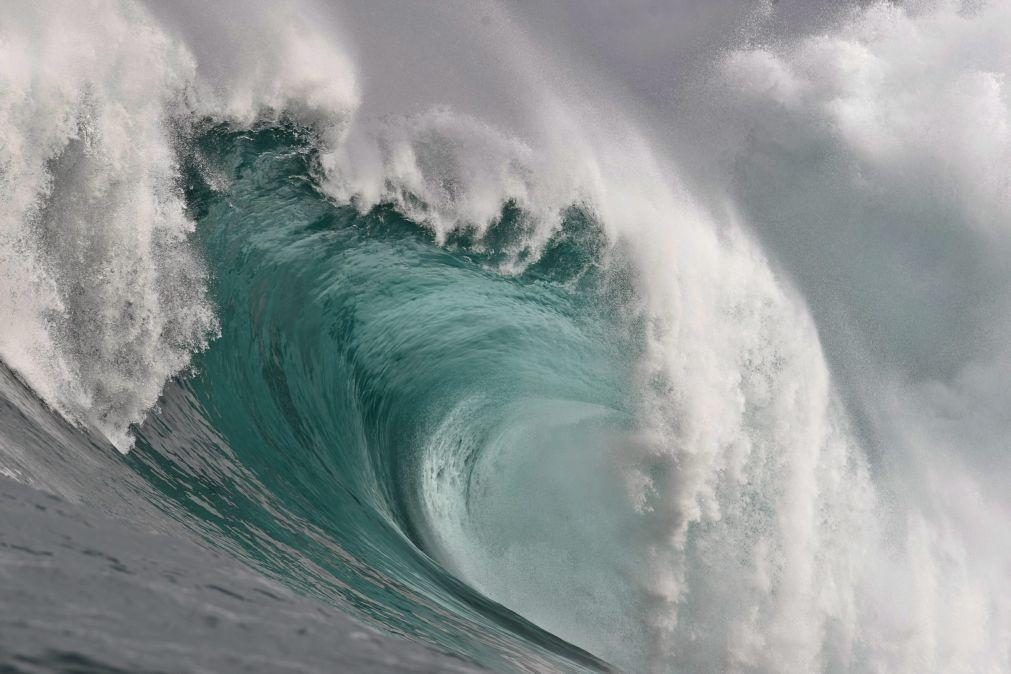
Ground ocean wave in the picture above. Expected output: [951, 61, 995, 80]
[0, 1, 1007, 672]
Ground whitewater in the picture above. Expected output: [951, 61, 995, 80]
[0, 1, 1007, 672]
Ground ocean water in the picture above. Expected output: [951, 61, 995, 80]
[1, 1, 1008, 673]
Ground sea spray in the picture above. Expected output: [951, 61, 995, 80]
[0, 1, 1006, 672]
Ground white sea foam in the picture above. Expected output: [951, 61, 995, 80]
[0, 0, 358, 450]
[0, 1, 1006, 671]
[0, 0, 213, 450]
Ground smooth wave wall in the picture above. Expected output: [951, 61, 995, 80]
[0, 1, 1007, 672]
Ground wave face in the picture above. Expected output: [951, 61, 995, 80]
[1, 1, 1008, 672]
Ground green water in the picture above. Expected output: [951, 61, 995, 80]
[122, 124, 641, 671]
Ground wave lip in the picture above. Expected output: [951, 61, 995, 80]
[1, 1, 1009, 672]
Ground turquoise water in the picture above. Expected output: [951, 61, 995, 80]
[124, 124, 638, 671]
[4, 3, 1009, 671]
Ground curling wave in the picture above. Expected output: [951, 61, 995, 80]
[0, 1, 1008, 672]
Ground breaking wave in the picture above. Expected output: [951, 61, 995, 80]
[0, 1, 1007, 671]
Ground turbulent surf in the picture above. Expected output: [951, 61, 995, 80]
[0, 1, 1008, 672]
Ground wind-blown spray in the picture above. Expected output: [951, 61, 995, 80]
[0, 1, 1006, 672]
